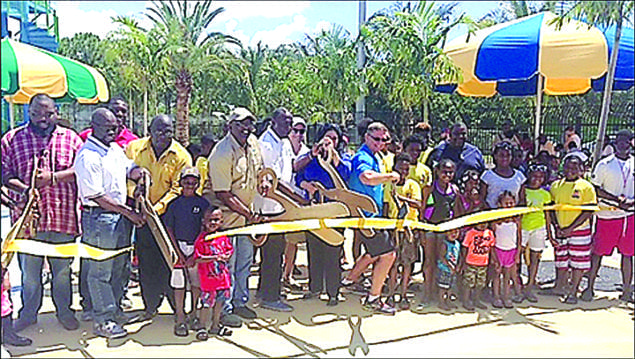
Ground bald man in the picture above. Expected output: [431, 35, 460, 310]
[75, 108, 147, 338]
[125, 114, 192, 320]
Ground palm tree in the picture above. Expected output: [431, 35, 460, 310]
[362, 1, 464, 131]
[553, 1, 634, 166]
[145, 0, 240, 146]
[479, 1, 555, 25]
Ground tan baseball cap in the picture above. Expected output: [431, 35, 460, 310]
[180, 166, 201, 180]
[229, 107, 256, 123]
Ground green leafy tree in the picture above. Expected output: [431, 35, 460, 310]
[362, 1, 464, 134]
[145, 0, 240, 146]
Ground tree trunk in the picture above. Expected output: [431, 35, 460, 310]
[175, 69, 192, 147]
[592, 20, 622, 168]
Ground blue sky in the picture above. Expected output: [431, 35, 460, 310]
[52, 1, 500, 47]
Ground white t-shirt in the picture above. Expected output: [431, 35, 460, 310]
[283, 140, 310, 196]
[481, 169, 526, 208]
[255, 127, 294, 214]
[591, 154, 634, 219]
[74, 136, 134, 207]
[494, 221, 518, 250]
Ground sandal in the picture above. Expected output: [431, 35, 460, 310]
[209, 325, 233, 337]
[196, 328, 209, 341]
[174, 322, 188, 337]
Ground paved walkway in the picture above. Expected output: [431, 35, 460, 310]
[2, 207, 634, 358]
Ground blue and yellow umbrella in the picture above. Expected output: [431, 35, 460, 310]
[1, 38, 109, 104]
[437, 12, 634, 97]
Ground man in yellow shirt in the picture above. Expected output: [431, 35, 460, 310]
[547, 154, 597, 304]
[125, 114, 192, 320]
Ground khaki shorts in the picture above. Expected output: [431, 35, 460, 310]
[463, 264, 487, 289]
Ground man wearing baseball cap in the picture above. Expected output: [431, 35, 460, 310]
[207, 107, 265, 325]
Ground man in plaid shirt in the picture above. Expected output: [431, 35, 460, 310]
[1, 94, 84, 332]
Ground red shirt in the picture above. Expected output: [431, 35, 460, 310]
[194, 232, 233, 292]
[462, 228, 496, 266]
[1, 125, 84, 235]
[78, 126, 138, 148]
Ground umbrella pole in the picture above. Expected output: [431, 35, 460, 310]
[534, 75, 543, 158]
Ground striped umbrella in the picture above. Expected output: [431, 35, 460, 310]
[437, 12, 634, 96]
[1, 38, 109, 104]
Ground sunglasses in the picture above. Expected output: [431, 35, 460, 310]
[494, 141, 515, 151]
[292, 128, 306, 134]
[369, 135, 391, 143]
[461, 172, 480, 183]
[528, 164, 548, 173]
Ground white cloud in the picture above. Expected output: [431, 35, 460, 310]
[54, 2, 119, 39]
[215, 1, 310, 21]
[250, 14, 307, 48]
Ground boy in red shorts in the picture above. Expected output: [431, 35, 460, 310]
[548, 154, 597, 304]
[584, 130, 634, 303]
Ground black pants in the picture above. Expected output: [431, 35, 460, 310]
[306, 231, 341, 298]
[136, 225, 174, 313]
[258, 233, 285, 302]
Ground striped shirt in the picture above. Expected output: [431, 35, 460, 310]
[1, 124, 84, 235]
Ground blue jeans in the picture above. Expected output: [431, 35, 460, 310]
[18, 231, 75, 322]
[226, 235, 253, 312]
[81, 209, 132, 324]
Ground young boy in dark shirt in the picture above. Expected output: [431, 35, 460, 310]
[164, 167, 210, 336]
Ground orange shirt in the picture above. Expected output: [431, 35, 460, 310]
[462, 228, 496, 266]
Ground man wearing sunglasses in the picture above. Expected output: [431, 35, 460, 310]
[342, 122, 400, 314]
[426, 122, 485, 181]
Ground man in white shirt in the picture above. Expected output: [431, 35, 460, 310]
[583, 129, 634, 303]
[74, 108, 147, 338]
[255, 107, 295, 312]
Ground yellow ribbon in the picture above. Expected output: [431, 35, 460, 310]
[4, 240, 132, 261]
[204, 204, 605, 241]
[1, 204, 612, 258]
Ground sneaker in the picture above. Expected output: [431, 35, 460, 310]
[57, 314, 79, 331]
[234, 306, 257, 319]
[80, 310, 94, 322]
[93, 321, 127, 339]
[362, 297, 396, 315]
[220, 313, 243, 328]
[260, 300, 294, 312]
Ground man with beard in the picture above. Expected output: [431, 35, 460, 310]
[1, 94, 84, 332]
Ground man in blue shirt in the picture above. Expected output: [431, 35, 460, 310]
[342, 122, 400, 315]
[427, 122, 485, 180]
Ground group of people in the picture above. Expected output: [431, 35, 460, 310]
[0, 93, 633, 346]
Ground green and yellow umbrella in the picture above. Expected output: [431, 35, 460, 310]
[1, 38, 109, 104]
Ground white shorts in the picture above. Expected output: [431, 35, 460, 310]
[521, 228, 547, 251]
[170, 266, 200, 290]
